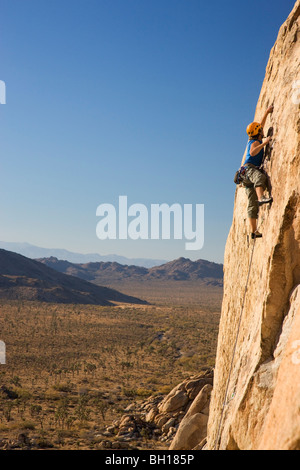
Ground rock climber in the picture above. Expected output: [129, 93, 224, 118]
[242, 106, 274, 239]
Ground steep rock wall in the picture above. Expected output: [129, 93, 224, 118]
[206, 1, 300, 450]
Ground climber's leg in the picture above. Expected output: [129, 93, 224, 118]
[245, 186, 258, 219]
[247, 168, 273, 206]
[245, 186, 262, 238]
[254, 186, 272, 205]
[255, 186, 264, 199]
[249, 218, 257, 233]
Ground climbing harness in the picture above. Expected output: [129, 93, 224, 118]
[234, 165, 248, 185]
[213, 236, 257, 450]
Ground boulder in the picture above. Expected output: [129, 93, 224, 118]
[159, 390, 189, 413]
[169, 384, 213, 450]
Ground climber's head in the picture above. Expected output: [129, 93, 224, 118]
[257, 127, 264, 139]
[246, 122, 263, 140]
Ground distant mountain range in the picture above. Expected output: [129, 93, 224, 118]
[37, 256, 224, 287]
[0, 242, 166, 268]
[0, 249, 147, 306]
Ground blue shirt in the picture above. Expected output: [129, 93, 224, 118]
[244, 139, 264, 167]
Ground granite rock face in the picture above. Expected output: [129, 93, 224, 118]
[206, 1, 300, 450]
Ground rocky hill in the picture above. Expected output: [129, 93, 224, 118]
[0, 249, 147, 306]
[36, 256, 223, 286]
[205, 2, 300, 450]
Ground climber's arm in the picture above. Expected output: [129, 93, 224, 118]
[250, 137, 272, 156]
[260, 106, 274, 128]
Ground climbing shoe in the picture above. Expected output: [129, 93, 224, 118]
[251, 231, 263, 239]
[258, 195, 273, 206]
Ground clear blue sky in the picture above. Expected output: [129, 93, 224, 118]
[0, 0, 296, 263]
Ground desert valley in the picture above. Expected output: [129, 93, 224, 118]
[0, 249, 222, 450]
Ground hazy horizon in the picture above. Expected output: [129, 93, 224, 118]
[0, 239, 225, 267]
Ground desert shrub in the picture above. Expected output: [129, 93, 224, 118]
[122, 388, 137, 398]
[75, 396, 90, 425]
[21, 420, 35, 430]
[53, 382, 73, 393]
[13, 388, 31, 400]
[135, 388, 153, 398]
[30, 404, 42, 418]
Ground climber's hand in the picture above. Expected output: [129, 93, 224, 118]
[267, 105, 274, 114]
[264, 136, 272, 145]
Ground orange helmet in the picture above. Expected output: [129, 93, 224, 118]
[246, 122, 263, 138]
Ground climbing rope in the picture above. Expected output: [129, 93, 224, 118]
[213, 236, 257, 450]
